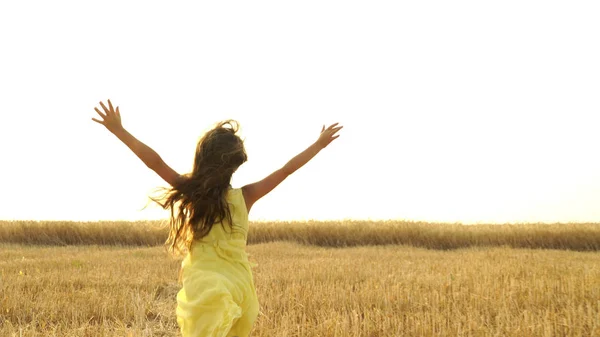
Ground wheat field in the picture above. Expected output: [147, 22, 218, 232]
[1, 221, 599, 336]
[1, 220, 599, 250]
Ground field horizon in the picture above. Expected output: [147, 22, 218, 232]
[1, 220, 599, 251]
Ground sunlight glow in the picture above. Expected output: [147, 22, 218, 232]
[1, 1, 599, 223]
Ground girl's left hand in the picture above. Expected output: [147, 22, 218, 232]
[92, 99, 123, 134]
[316, 123, 343, 149]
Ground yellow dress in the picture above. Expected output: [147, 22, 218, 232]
[176, 188, 259, 337]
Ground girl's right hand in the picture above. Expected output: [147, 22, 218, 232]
[92, 99, 123, 134]
[316, 123, 343, 149]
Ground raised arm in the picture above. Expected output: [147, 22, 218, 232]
[92, 99, 181, 186]
[242, 123, 343, 212]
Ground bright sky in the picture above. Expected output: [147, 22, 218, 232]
[1, 1, 599, 224]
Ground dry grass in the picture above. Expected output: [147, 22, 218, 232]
[1, 220, 600, 251]
[0, 221, 166, 247]
[1, 241, 599, 336]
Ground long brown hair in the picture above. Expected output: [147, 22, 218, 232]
[152, 120, 247, 256]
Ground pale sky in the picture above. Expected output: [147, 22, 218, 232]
[1, 1, 599, 224]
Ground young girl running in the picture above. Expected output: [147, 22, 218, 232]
[92, 99, 342, 337]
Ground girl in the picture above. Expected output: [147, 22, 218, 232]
[92, 99, 342, 337]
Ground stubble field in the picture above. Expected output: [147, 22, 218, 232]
[1, 221, 599, 336]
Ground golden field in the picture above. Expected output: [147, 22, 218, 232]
[1, 221, 599, 336]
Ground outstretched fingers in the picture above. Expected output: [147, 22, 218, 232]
[316, 122, 343, 148]
[329, 125, 343, 136]
[326, 123, 339, 130]
[99, 100, 116, 118]
[94, 99, 120, 123]
[107, 99, 115, 115]
[94, 107, 106, 120]
[99, 101, 109, 115]
[325, 124, 342, 144]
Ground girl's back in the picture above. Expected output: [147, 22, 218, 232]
[178, 187, 259, 337]
[194, 188, 249, 243]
